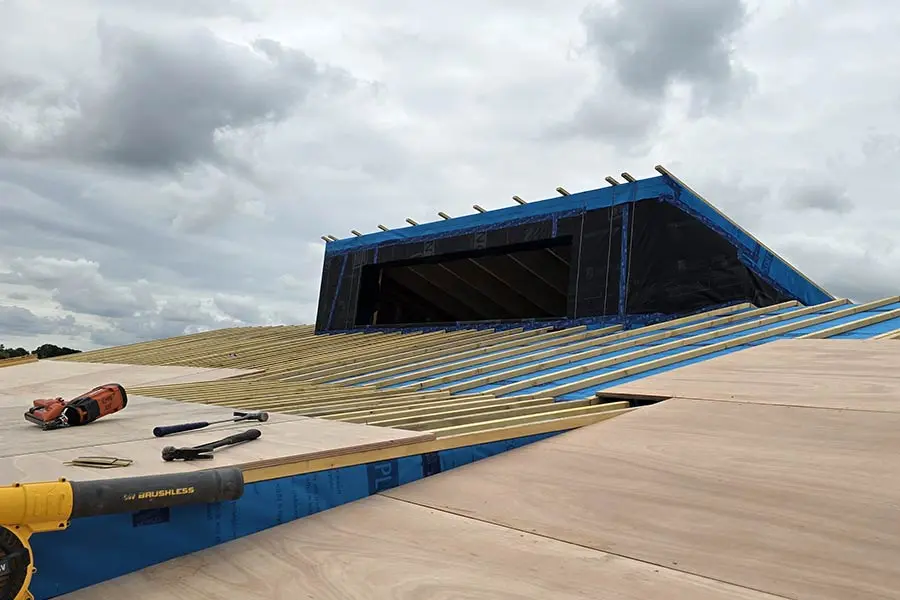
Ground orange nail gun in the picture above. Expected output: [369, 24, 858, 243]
[24, 384, 128, 430]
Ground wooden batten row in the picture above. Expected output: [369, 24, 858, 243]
[58, 296, 900, 446]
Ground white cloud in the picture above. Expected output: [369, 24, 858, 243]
[1, 0, 899, 350]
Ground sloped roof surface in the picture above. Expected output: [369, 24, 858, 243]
[60, 295, 900, 428]
[55, 339, 900, 600]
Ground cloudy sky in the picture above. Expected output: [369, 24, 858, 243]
[1, 0, 898, 351]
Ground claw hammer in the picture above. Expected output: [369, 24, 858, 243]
[153, 410, 269, 437]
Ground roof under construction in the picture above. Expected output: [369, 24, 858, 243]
[1, 167, 898, 600]
[315, 165, 833, 333]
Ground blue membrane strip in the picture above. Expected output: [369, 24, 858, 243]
[33, 431, 563, 600]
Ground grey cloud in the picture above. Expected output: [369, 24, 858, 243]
[213, 294, 265, 324]
[560, 0, 755, 147]
[862, 133, 900, 165]
[783, 182, 854, 215]
[1, 23, 340, 172]
[0, 143, 365, 324]
[0, 304, 83, 337]
[70, 25, 325, 171]
[2, 0, 899, 352]
[581, 0, 754, 111]
[0, 163, 229, 288]
[161, 165, 269, 234]
[776, 235, 900, 302]
[0, 179, 93, 243]
[0, 15, 388, 333]
[0, 256, 155, 319]
[0, 72, 41, 99]
[94, 0, 258, 21]
[0, 253, 245, 347]
[692, 176, 776, 232]
[89, 299, 241, 347]
[543, 87, 660, 152]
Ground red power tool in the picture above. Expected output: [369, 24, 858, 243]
[24, 383, 128, 430]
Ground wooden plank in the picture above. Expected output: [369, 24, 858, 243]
[293, 393, 486, 418]
[223, 330, 429, 373]
[487, 298, 850, 398]
[295, 327, 532, 383]
[348, 396, 554, 426]
[155, 387, 451, 412]
[0, 395, 303, 458]
[62, 325, 302, 367]
[433, 302, 795, 393]
[428, 403, 631, 437]
[406, 398, 629, 433]
[444, 301, 802, 395]
[386, 398, 900, 600]
[604, 338, 900, 412]
[57, 494, 780, 600]
[0, 361, 255, 396]
[0, 356, 438, 486]
[798, 307, 900, 339]
[508, 297, 893, 400]
[0, 354, 37, 368]
[270, 329, 475, 379]
[158, 327, 322, 367]
[326, 327, 553, 386]
[362, 326, 592, 388]
[873, 328, 900, 340]
[0, 413, 432, 484]
[377, 302, 757, 390]
[55, 327, 239, 363]
[237, 408, 633, 484]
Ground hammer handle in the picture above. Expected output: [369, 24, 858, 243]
[210, 428, 262, 448]
[153, 421, 210, 437]
[193, 428, 262, 452]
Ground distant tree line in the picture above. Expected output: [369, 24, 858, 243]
[0, 343, 82, 360]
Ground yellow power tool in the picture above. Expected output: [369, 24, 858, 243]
[0, 467, 245, 600]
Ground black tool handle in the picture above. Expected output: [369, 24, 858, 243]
[69, 467, 245, 518]
[153, 421, 210, 437]
[209, 428, 261, 449]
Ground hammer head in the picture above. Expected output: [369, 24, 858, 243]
[233, 411, 269, 423]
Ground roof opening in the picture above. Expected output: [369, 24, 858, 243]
[354, 237, 573, 327]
